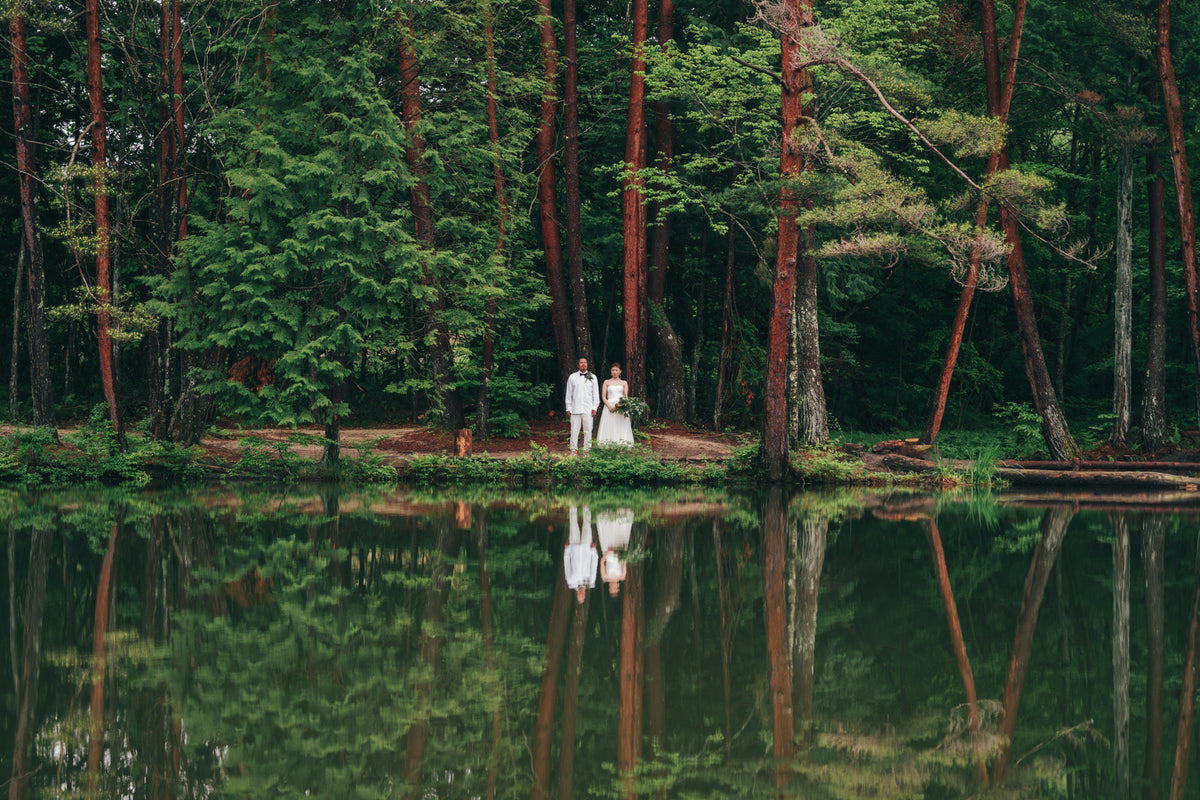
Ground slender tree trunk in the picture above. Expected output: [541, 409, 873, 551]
[764, 0, 816, 480]
[1168, 530, 1200, 800]
[645, 0, 685, 421]
[86, 0, 123, 443]
[621, 0, 650, 396]
[790, 511, 826, 753]
[1113, 512, 1131, 800]
[9, 11, 54, 430]
[794, 238, 827, 445]
[1111, 144, 1133, 446]
[1143, 514, 1166, 800]
[1156, 0, 1200, 424]
[87, 525, 120, 794]
[713, 226, 736, 432]
[398, 14, 462, 429]
[535, 0, 575, 380]
[475, 0, 508, 440]
[1142, 141, 1170, 451]
[402, 519, 460, 799]
[926, 518, 988, 785]
[562, 0, 592, 361]
[762, 488, 795, 788]
[993, 506, 1072, 783]
[9, 245, 25, 423]
[8, 529, 50, 800]
[530, 555, 572, 800]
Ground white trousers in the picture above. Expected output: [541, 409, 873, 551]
[569, 412, 593, 451]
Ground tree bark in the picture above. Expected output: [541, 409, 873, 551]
[86, 0, 123, 443]
[1111, 143, 1133, 446]
[9, 10, 55, 430]
[398, 13, 462, 429]
[764, 0, 817, 480]
[993, 505, 1072, 783]
[621, 0, 650, 396]
[9, 245, 25, 423]
[1155, 0, 1200, 425]
[793, 238, 827, 445]
[1142, 141, 1170, 451]
[562, 0, 592, 362]
[713, 226, 737, 432]
[535, 0, 575, 381]
[926, 518, 988, 785]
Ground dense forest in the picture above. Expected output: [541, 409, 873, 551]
[4, 0, 1200, 476]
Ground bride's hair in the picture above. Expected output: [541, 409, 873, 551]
[610, 362, 621, 370]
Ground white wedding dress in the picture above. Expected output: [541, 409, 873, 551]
[596, 385, 635, 446]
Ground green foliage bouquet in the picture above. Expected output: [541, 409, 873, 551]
[616, 396, 651, 426]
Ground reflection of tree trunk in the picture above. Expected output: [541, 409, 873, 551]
[9, 528, 51, 800]
[1143, 514, 1166, 800]
[925, 519, 987, 784]
[1112, 512, 1130, 800]
[618, 531, 645, 800]
[402, 519, 461, 799]
[475, 513, 504, 800]
[88, 525, 121, 793]
[763, 488, 794, 788]
[1168, 530, 1200, 800]
[647, 525, 684, 781]
[557, 586, 589, 800]
[789, 511, 826, 753]
[993, 506, 1072, 783]
[712, 519, 733, 755]
[531, 553, 573, 800]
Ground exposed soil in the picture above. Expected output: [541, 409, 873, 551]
[197, 416, 749, 465]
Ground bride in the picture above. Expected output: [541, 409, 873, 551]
[596, 363, 635, 446]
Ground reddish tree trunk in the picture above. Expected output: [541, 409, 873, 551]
[8, 12, 54, 430]
[993, 506, 1072, 783]
[762, 489, 795, 787]
[1156, 0, 1200, 424]
[621, 0, 650, 396]
[535, 0, 575, 380]
[86, 0, 122, 441]
[926, 519, 988, 784]
[713, 226, 736, 432]
[399, 15, 462, 428]
[763, 0, 816, 480]
[562, 0, 592, 361]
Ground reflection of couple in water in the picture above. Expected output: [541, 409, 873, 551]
[563, 506, 634, 601]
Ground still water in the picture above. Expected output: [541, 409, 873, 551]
[2, 484, 1199, 798]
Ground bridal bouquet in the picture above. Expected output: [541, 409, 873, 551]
[616, 396, 650, 426]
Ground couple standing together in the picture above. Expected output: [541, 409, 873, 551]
[564, 357, 634, 455]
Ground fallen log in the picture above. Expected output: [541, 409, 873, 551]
[996, 460, 1200, 474]
[995, 467, 1200, 490]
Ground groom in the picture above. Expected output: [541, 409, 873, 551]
[564, 357, 599, 455]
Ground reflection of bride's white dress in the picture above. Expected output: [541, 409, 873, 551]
[595, 508, 634, 552]
[596, 385, 635, 446]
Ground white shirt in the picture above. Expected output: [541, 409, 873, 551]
[565, 370, 600, 415]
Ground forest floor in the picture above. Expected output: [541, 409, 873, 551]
[196, 416, 751, 466]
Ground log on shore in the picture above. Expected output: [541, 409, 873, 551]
[995, 467, 1200, 490]
[996, 460, 1200, 474]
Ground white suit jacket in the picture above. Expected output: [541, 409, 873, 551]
[565, 371, 600, 415]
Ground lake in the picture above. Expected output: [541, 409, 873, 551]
[3, 483, 1198, 798]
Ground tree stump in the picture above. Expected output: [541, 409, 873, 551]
[455, 428, 473, 457]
